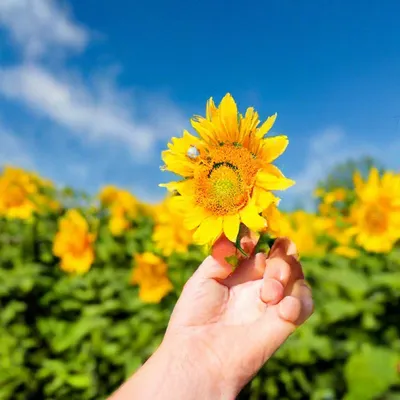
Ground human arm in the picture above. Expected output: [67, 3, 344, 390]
[109, 237, 314, 399]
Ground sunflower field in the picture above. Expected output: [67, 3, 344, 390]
[1, 94, 400, 400]
[1, 162, 399, 400]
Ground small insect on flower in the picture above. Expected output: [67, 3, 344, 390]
[187, 145, 200, 160]
[159, 93, 295, 246]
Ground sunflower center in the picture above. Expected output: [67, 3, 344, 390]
[210, 166, 242, 203]
[363, 205, 388, 234]
[5, 186, 28, 208]
[194, 144, 260, 215]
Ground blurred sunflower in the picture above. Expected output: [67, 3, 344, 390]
[160, 93, 294, 245]
[99, 185, 137, 236]
[264, 205, 329, 257]
[324, 188, 347, 205]
[315, 187, 348, 217]
[334, 240, 360, 259]
[0, 166, 58, 219]
[53, 209, 96, 274]
[346, 168, 400, 253]
[130, 252, 173, 303]
[0, 167, 38, 219]
[152, 195, 194, 256]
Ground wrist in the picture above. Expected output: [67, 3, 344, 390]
[110, 334, 239, 400]
[153, 336, 238, 400]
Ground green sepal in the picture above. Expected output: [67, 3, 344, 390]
[225, 255, 240, 269]
[235, 233, 249, 258]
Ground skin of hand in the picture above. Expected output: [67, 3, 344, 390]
[110, 236, 314, 400]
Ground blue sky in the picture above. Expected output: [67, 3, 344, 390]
[0, 0, 399, 208]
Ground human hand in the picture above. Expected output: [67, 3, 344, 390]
[110, 236, 314, 400]
[162, 235, 314, 398]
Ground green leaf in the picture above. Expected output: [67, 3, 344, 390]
[124, 356, 143, 378]
[321, 299, 361, 323]
[66, 374, 91, 389]
[344, 344, 399, 400]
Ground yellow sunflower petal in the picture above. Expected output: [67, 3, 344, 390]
[256, 165, 295, 191]
[256, 113, 277, 138]
[176, 180, 195, 196]
[353, 171, 363, 196]
[334, 246, 359, 259]
[161, 151, 195, 177]
[345, 226, 359, 237]
[239, 107, 259, 144]
[159, 179, 195, 196]
[193, 216, 223, 245]
[190, 116, 218, 144]
[360, 169, 381, 202]
[167, 194, 189, 212]
[223, 213, 241, 242]
[184, 206, 209, 230]
[240, 202, 266, 231]
[167, 130, 203, 153]
[162, 130, 206, 176]
[253, 186, 279, 209]
[139, 278, 173, 303]
[263, 202, 291, 237]
[206, 97, 218, 121]
[218, 93, 238, 141]
[259, 135, 289, 163]
[367, 167, 380, 187]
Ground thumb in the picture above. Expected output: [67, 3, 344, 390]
[169, 246, 232, 328]
[193, 255, 233, 281]
[191, 232, 259, 283]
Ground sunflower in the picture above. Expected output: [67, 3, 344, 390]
[152, 195, 194, 256]
[53, 209, 96, 274]
[160, 93, 294, 245]
[0, 166, 40, 220]
[346, 168, 400, 253]
[264, 205, 329, 257]
[99, 185, 137, 236]
[130, 252, 173, 303]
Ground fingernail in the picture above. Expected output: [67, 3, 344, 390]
[286, 240, 299, 259]
[255, 252, 267, 270]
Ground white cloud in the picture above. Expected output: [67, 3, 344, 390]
[308, 127, 344, 155]
[292, 127, 349, 195]
[0, 0, 187, 161]
[0, 121, 34, 168]
[131, 185, 165, 204]
[0, 64, 187, 158]
[0, 0, 88, 59]
[67, 163, 89, 181]
[288, 127, 373, 209]
[0, 0, 186, 201]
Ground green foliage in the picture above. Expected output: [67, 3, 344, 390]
[344, 344, 399, 400]
[237, 249, 400, 399]
[1, 213, 400, 399]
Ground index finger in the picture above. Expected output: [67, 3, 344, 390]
[211, 232, 259, 269]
